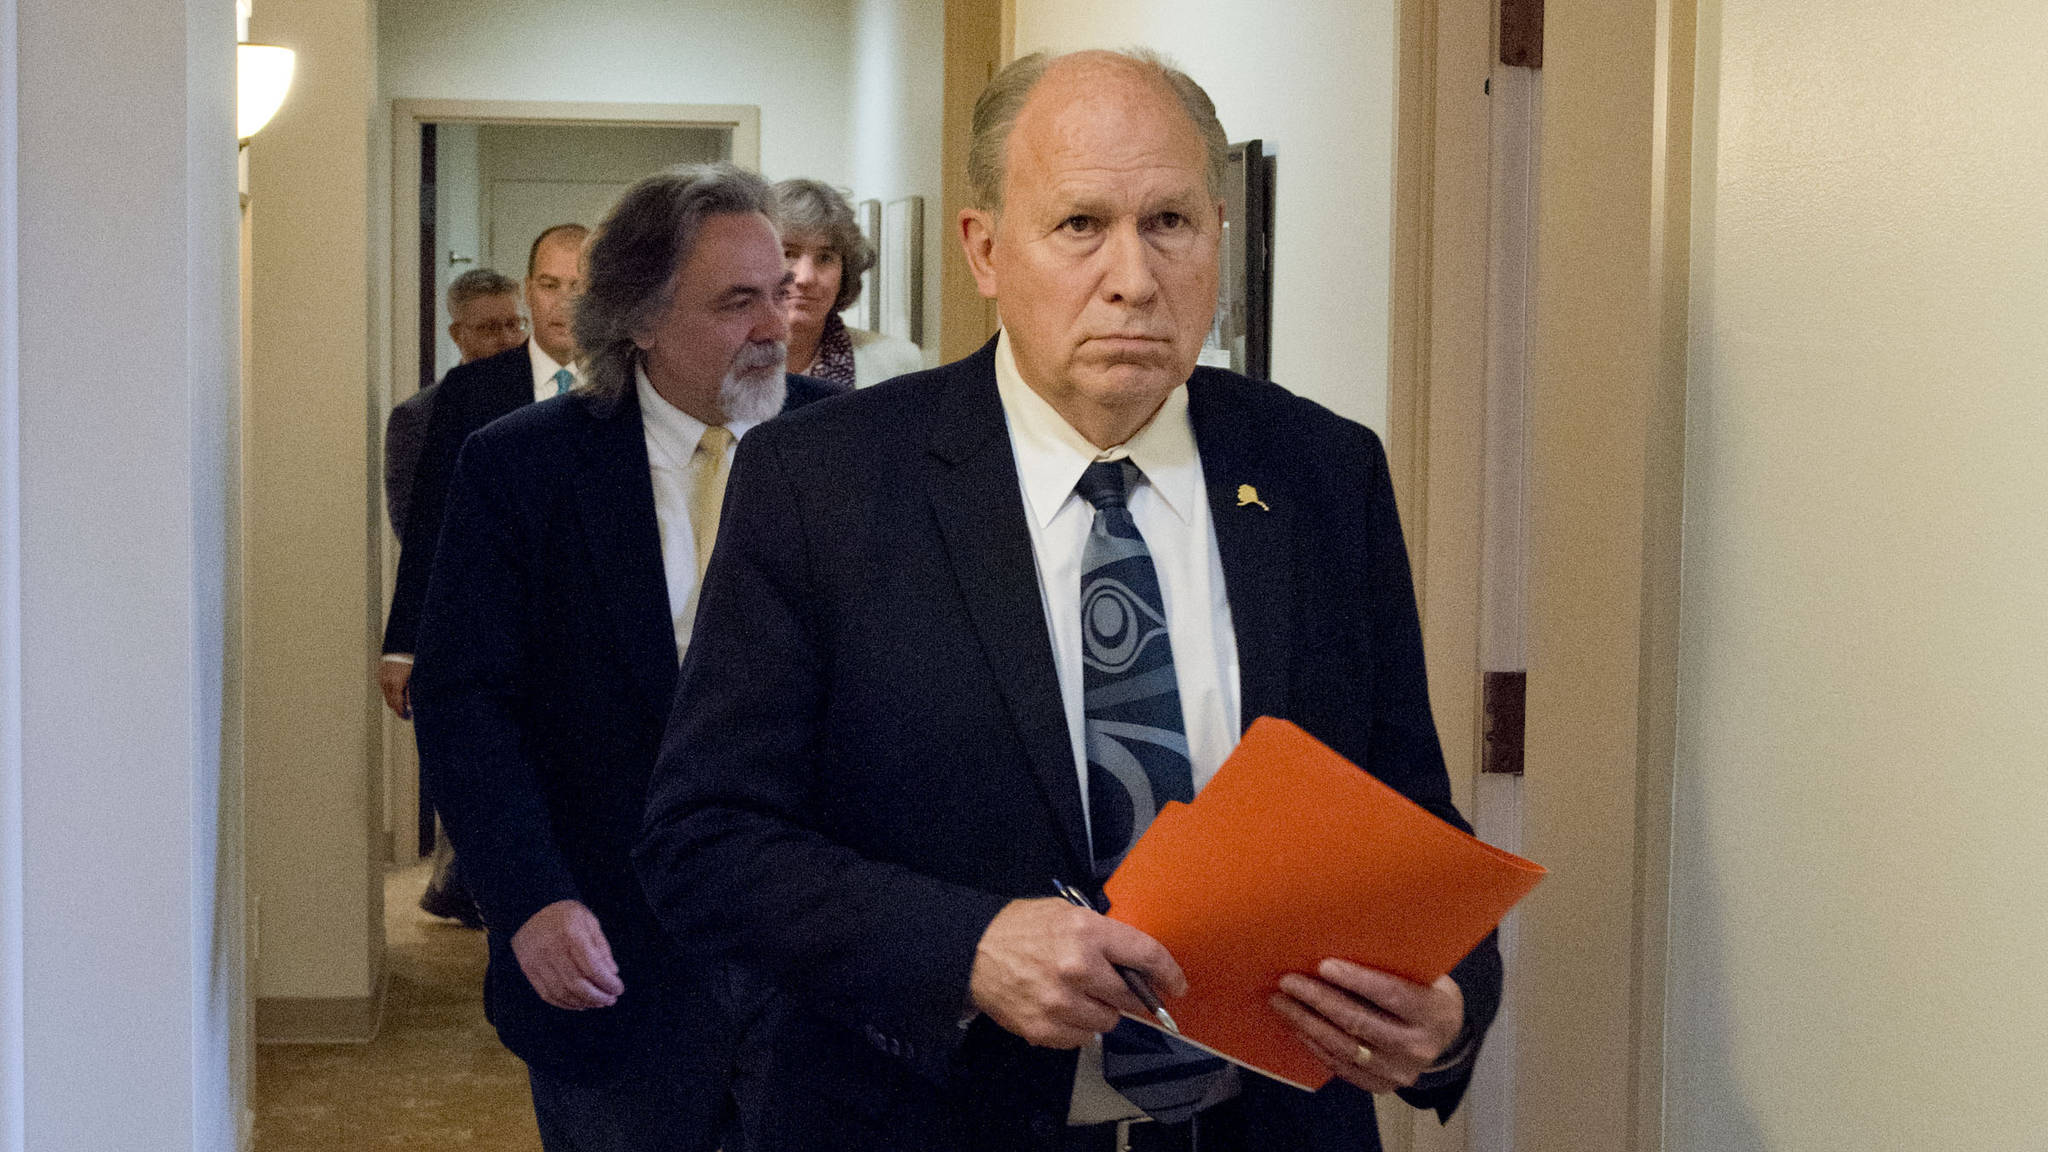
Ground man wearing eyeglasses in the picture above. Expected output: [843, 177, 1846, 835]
[381, 265, 528, 927]
[381, 224, 589, 925]
[386, 268, 528, 538]
[448, 270, 532, 366]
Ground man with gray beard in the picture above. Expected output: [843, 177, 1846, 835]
[408, 163, 839, 1152]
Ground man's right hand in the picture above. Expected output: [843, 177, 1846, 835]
[510, 900, 625, 1011]
[968, 897, 1186, 1048]
[376, 658, 413, 719]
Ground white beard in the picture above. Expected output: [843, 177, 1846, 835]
[719, 342, 788, 425]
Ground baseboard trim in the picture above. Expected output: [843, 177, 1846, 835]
[255, 970, 389, 1044]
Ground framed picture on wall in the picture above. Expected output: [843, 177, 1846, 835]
[881, 195, 924, 347]
[847, 197, 882, 333]
[1199, 139, 1274, 380]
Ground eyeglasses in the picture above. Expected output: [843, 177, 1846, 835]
[460, 317, 530, 335]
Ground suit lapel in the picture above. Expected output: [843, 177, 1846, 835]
[570, 386, 679, 712]
[1189, 373, 1294, 730]
[925, 347, 1094, 877]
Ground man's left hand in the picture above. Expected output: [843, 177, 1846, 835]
[1269, 959, 1463, 1094]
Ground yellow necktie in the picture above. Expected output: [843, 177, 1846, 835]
[688, 426, 734, 580]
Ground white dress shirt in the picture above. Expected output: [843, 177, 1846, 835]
[529, 339, 580, 402]
[636, 366, 763, 663]
[992, 330, 1244, 1123]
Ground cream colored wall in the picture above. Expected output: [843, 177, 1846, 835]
[378, 0, 855, 188]
[246, 0, 383, 1002]
[1670, 0, 2048, 1146]
[849, 0, 945, 360]
[8, 0, 242, 1142]
[1009, 0, 1399, 429]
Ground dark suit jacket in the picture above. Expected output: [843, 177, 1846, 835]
[383, 381, 436, 539]
[636, 340, 1503, 1150]
[409, 373, 839, 1078]
[383, 341, 536, 657]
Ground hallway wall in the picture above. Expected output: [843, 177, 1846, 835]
[378, 0, 857, 189]
[5, 0, 241, 1145]
[1669, 0, 2048, 1145]
[1009, 0, 1399, 430]
[848, 0, 945, 361]
[245, 0, 384, 1017]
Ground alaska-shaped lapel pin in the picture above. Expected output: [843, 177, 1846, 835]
[1236, 484, 1270, 512]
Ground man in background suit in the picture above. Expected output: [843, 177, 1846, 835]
[636, 51, 1500, 1151]
[379, 222, 589, 925]
[409, 164, 838, 1152]
[379, 220, 590, 720]
[385, 267, 527, 538]
[384, 265, 526, 927]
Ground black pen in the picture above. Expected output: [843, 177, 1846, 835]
[1052, 879, 1180, 1034]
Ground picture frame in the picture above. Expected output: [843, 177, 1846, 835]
[880, 195, 924, 347]
[848, 197, 883, 333]
[1200, 139, 1274, 380]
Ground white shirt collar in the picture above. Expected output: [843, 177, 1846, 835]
[633, 363, 763, 469]
[529, 338, 575, 394]
[993, 328, 1200, 530]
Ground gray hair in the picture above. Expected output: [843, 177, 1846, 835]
[770, 178, 875, 314]
[446, 267, 518, 312]
[967, 48, 1228, 211]
[572, 163, 776, 412]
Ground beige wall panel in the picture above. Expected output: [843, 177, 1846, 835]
[247, 0, 383, 1003]
[940, 0, 1002, 361]
[1669, 0, 2048, 1146]
[1517, 0, 1689, 1149]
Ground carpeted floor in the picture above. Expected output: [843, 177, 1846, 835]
[255, 864, 542, 1150]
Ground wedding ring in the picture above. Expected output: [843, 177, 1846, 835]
[1353, 1042, 1374, 1067]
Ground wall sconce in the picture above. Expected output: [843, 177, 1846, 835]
[238, 43, 296, 144]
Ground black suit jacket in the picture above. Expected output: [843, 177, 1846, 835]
[382, 381, 436, 539]
[636, 341, 1503, 1150]
[409, 373, 839, 1078]
[383, 341, 537, 656]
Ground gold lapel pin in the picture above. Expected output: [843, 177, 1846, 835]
[1236, 483, 1270, 512]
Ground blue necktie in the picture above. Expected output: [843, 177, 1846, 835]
[551, 366, 574, 396]
[1076, 460, 1228, 1123]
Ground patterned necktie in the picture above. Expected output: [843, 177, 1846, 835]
[1076, 460, 1228, 1124]
[551, 366, 574, 396]
[687, 426, 734, 581]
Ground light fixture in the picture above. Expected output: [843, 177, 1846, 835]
[237, 43, 295, 143]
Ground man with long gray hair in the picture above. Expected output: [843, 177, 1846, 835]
[409, 162, 838, 1152]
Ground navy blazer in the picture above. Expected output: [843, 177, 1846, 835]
[409, 373, 840, 1078]
[384, 341, 537, 657]
[636, 340, 1503, 1150]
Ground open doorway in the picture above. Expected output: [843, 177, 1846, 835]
[383, 99, 761, 870]
[416, 121, 733, 389]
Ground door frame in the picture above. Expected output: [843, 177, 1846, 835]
[1388, 0, 1695, 1149]
[381, 98, 760, 864]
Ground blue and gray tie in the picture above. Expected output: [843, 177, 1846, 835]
[551, 366, 574, 396]
[1076, 459, 1228, 1123]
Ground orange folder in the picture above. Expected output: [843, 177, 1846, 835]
[1101, 717, 1546, 1091]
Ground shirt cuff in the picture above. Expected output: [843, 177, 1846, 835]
[381, 653, 415, 665]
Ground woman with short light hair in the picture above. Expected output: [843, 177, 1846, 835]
[770, 178, 925, 388]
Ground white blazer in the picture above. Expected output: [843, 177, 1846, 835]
[848, 327, 926, 388]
